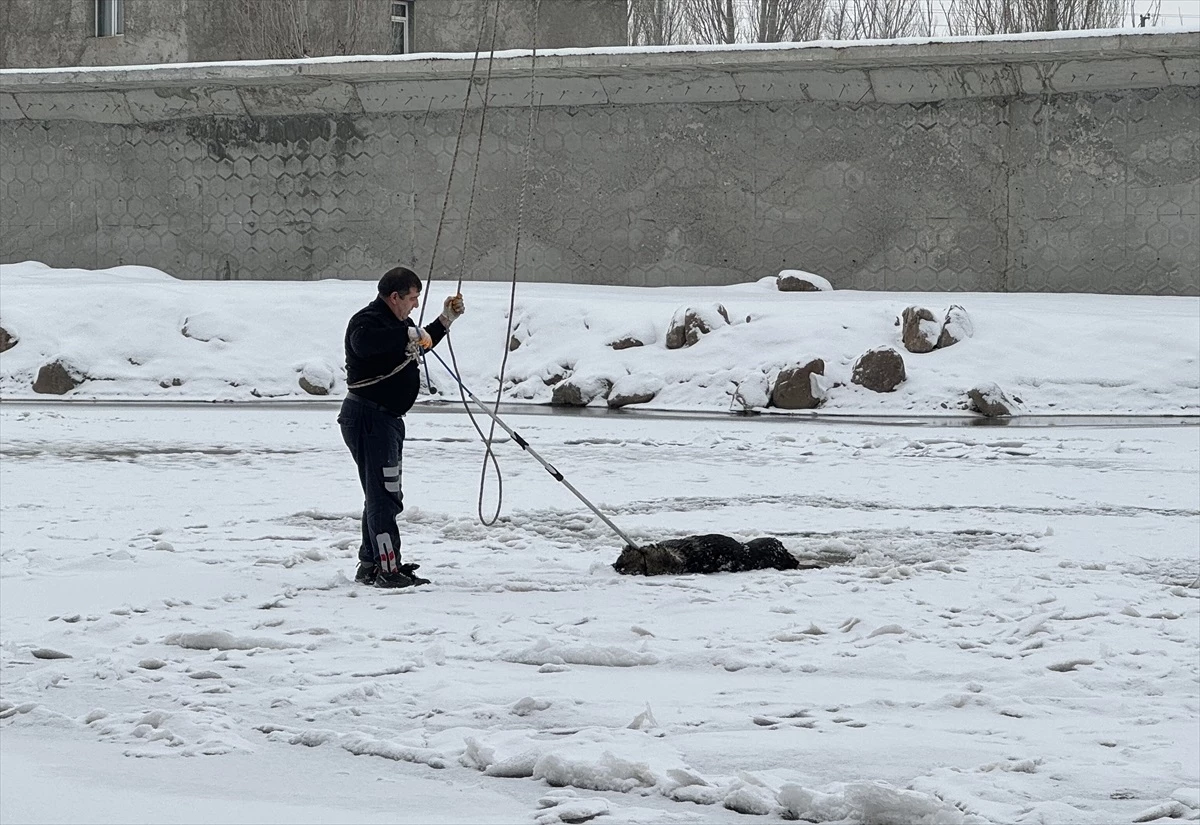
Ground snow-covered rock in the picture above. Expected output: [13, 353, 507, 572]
[297, 361, 335, 396]
[852, 347, 906, 393]
[608, 336, 644, 350]
[901, 306, 942, 354]
[771, 358, 826, 409]
[938, 304, 974, 349]
[607, 374, 663, 408]
[33, 360, 83, 395]
[968, 382, 1017, 417]
[665, 304, 729, 349]
[551, 375, 612, 406]
[777, 269, 833, 292]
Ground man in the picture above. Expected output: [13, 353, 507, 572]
[339, 266, 465, 588]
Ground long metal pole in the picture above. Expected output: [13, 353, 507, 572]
[426, 349, 640, 550]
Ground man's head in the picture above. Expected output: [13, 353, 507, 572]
[378, 266, 422, 322]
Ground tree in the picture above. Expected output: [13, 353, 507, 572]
[823, 0, 928, 38]
[681, 0, 740, 44]
[944, 0, 1132, 34]
[629, 0, 687, 45]
[747, 0, 826, 42]
[225, 0, 374, 60]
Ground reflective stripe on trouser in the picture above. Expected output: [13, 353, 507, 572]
[383, 464, 401, 494]
[337, 396, 405, 569]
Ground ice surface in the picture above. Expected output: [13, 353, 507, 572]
[2, 264, 1198, 823]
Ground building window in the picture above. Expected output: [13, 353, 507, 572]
[95, 0, 124, 37]
[391, 1, 411, 54]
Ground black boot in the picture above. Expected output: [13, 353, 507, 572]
[400, 562, 431, 586]
[355, 561, 378, 585]
[375, 562, 430, 588]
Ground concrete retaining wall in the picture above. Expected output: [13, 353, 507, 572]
[2, 31, 1198, 293]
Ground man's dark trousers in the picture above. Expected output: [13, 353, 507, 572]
[338, 394, 405, 573]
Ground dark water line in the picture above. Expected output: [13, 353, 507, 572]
[0, 397, 1196, 428]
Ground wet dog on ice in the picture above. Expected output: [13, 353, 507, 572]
[613, 534, 801, 576]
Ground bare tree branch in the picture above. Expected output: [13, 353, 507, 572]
[629, 0, 686, 44]
[946, 0, 1128, 33]
[228, 0, 374, 60]
[747, 0, 825, 41]
[681, 0, 740, 44]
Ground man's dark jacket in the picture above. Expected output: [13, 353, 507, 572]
[345, 298, 447, 416]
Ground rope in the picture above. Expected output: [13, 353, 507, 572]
[455, 0, 503, 293]
[413, 0, 542, 528]
[469, 0, 542, 526]
[417, 0, 492, 314]
[414, 0, 493, 394]
[346, 351, 418, 391]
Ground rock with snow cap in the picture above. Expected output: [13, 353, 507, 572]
[968, 382, 1017, 417]
[665, 304, 729, 349]
[33, 360, 84, 395]
[851, 347, 906, 393]
[938, 304, 974, 349]
[0, 324, 17, 353]
[771, 359, 826, 409]
[297, 362, 334, 396]
[776, 269, 833, 292]
[607, 374, 662, 408]
[551, 376, 612, 407]
[608, 334, 646, 350]
[901, 306, 942, 354]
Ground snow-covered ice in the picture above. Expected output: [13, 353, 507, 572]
[1, 262, 1198, 823]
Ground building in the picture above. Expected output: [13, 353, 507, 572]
[0, 0, 628, 69]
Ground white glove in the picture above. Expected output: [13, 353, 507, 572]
[406, 325, 431, 359]
[440, 294, 465, 328]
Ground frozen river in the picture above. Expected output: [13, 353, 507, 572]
[2, 405, 1197, 824]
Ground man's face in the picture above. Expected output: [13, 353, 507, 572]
[386, 287, 421, 321]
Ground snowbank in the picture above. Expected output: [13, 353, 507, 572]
[1, 261, 1197, 415]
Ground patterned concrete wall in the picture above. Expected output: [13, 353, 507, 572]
[1, 32, 1197, 293]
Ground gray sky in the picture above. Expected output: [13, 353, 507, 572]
[1130, 0, 1199, 25]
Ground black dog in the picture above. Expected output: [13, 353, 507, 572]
[613, 534, 800, 576]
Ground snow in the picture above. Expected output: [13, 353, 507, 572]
[2, 261, 1197, 415]
[2, 25, 1196, 76]
[2, 261, 1199, 823]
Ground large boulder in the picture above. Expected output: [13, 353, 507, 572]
[665, 304, 729, 350]
[901, 306, 942, 354]
[938, 304, 974, 349]
[968, 383, 1016, 417]
[607, 374, 663, 408]
[298, 362, 335, 396]
[33, 360, 83, 395]
[852, 347, 906, 393]
[0, 325, 17, 353]
[776, 270, 833, 292]
[551, 375, 612, 407]
[771, 359, 826, 409]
